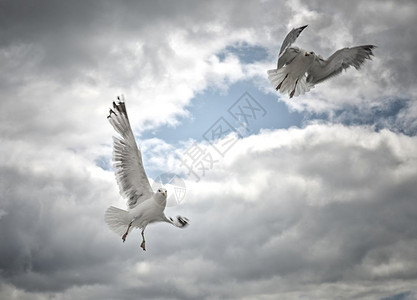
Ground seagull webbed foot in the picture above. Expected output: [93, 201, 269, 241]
[140, 228, 146, 251]
[122, 221, 133, 243]
[122, 233, 128, 243]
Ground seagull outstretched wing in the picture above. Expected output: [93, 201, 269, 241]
[279, 25, 308, 55]
[277, 25, 308, 69]
[277, 47, 301, 70]
[107, 98, 154, 209]
[307, 45, 376, 85]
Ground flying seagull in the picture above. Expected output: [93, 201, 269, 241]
[267, 25, 376, 98]
[104, 97, 189, 251]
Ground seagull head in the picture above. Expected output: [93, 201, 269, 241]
[304, 51, 315, 57]
[157, 188, 167, 197]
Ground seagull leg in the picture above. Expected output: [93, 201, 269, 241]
[290, 79, 299, 98]
[276, 74, 288, 91]
[122, 221, 133, 243]
[140, 229, 146, 251]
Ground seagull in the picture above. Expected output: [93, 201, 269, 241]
[104, 97, 189, 251]
[267, 25, 376, 98]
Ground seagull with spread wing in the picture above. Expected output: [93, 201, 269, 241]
[104, 97, 189, 251]
[267, 25, 376, 98]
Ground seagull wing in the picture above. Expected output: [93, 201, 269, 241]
[279, 25, 308, 55]
[307, 45, 376, 85]
[277, 25, 308, 69]
[277, 47, 301, 69]
[107, 99, 154, 209]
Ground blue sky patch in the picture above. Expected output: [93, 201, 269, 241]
[381, 291, 414, 300]
[141, 80, 304, 146]
[319, 98, 415, 135]
[216, 43, 270, 64]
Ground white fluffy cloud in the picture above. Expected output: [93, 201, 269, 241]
[3, 124, 417, 299]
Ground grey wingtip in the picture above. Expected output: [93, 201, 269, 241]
[363, 45, 377, 56]
[116, 95, 125, 104]
[107, 108, 116, 118]
[291, 24, 308, 33]
[294, 24, 308, 32]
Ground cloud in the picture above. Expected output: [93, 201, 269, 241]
[3, 123, 417, 299]
[0, 0, 275, 144]
[1, 0, 416, 139]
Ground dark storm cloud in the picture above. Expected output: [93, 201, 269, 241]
[2, 124, 416, 298]
[90, 125, 417, 299]
[219, 126, 417, 284]
[0, 146, 122, 292]
[0, 0, 277, 145]
[0, 0, 103, 83]
[2, 0, 416, 94]
[0, 0, 294, 88]
[0, 0, 253, 80]
[2, 0, 415, 137]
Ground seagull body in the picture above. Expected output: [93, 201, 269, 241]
[104, 98, 188, 251]
[268, 25, 376, 98]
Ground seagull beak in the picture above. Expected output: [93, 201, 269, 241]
[162, 191, 167, 197]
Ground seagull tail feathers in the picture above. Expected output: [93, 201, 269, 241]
[267, 68, 314, 98]
[293, 76, 314, 97]
[267, 68, 287, 91]
[104, 206, 132, 237]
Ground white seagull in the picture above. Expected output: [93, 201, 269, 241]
[104, 97, 189, 251]
[267, 25, 376, 98]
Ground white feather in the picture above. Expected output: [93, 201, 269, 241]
[104, 206, 132, 237]
[107, 100, 154, 209]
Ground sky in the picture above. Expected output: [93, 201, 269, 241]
[1, 0, 417, 299]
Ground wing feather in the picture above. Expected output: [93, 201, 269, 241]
[277, 47, 301, 69]
[107, 98, 154, 209]
[279, 25, 308, 56]
[307, 45, 376, 85]
[277, 25, 307, 70]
